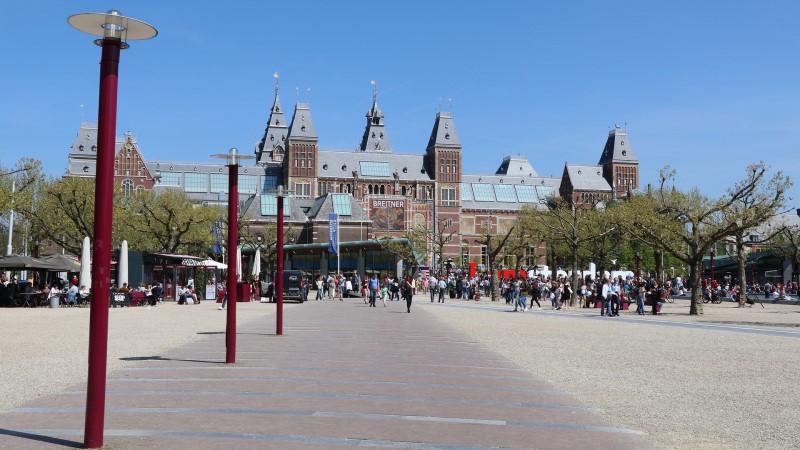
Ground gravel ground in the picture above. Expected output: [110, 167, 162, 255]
[423, 297, 800, 450]
[2, 296, 798, 449]
[0, 301, 275, 412]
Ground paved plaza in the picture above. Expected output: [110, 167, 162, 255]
[1, 295, 798, 449]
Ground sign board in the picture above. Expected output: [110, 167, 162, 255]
[369, 198, 405, 230]
[110, 293, 129, 307]
[205, 285, 216, 301]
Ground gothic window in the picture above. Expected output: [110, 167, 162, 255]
[122, 179, 134, 196]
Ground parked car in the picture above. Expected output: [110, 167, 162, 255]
[260, 270, 306, 303]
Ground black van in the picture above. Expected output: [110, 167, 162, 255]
[260, 270, 306, 303]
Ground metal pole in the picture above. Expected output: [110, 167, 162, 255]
[84, 36, 121, 450]
[6, 179, 14, 256]
[226, 161, 238, 363]
[276, 186, 284, 335]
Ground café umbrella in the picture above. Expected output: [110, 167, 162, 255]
[42, 254, 82, 272]
[0, 254, 64, 271]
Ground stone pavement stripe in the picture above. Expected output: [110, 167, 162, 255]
[183, 350, 515, 365]
[3, 429, 521, 449]
[11, 407, 641, 435]
[91, 389, 605, 413]
[130, 356, 531, 373]
[102, 376, 576, 395]
[113, 365, 538, 381]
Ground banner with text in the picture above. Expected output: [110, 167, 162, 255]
[370, 198, 405, 230]
[328, 213, 338, 253]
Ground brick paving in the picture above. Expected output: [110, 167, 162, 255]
[0, 297, 653, 449]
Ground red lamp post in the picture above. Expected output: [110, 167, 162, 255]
[276, 185, 285, 335]
[212, 148, 254, 364]
[68, 10, 156, 449]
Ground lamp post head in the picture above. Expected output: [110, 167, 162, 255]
[68, 10, 157, 48]
[211, 147, 254, 166]
[276, 185, 285, 198]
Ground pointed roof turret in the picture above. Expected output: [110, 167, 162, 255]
[598, 126, 638, 165]
[256, 73, 289, 164]
[426, 111, 461, 150]
[287, 101, 317, 141]
[359, 81, 391, 152]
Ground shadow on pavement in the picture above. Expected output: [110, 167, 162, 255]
[0, 429, 81, 448]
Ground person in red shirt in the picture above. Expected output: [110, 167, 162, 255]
[71, 275, 78, 286]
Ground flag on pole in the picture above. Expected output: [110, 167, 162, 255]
[328, 213, 338, 254]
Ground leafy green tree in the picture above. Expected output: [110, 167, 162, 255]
[240, 220, 300, 278]
[378, 225, 426, 277]
[23, 175, 129, 256]
[518, 198, 615, 306]
[625, 163, 790, 315]
[126, 188, 219, 254]
[0, 158, 42, 254]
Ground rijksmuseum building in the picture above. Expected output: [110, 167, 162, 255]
[67, 81, 639, 277]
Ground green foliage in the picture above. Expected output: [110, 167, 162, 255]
[623, 163, 791, 314]
[22, 175, 129, 255]
[125, 188, 219, 254]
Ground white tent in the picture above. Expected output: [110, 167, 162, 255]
[200, 259, 227, 269]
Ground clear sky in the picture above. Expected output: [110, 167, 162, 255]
[1, 1, 798, 205]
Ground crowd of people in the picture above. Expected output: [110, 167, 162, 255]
[0, 273, 90, 307]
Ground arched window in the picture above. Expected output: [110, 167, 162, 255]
[380, 185, 385, 195]
[122, 179, 134, 196]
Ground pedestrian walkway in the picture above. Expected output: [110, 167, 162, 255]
[0, 296, 652, 449]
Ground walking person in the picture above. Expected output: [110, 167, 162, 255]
[403, 275, 414, 313]
[217, 278, 227, 310]
[438, 277, 447, 303]
[368, 273, 379, 308]
[529, 278, 541, 309]
[428, 274, 438, 302]
[600, 277, 610, 316]
[636, 281, 646, 315]
[610, 278, 621, 316]
[517, 278, 528, 311]
[315, 276, 324, 301]
[380, 282, 388, 307]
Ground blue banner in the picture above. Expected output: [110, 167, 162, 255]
[328, 213, 338, 253]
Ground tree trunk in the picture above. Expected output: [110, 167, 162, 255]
[655, 249, 664, 285]
[491, 265, 499, 302]
[737, 234, 747, 307]
[689, 258, 704, 315]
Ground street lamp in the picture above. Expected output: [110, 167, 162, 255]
[276, 185, 285, 335]
[68, 9, 156, 450]
[211, 148, 254, 364]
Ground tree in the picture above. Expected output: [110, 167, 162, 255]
[126, 188, 219, 254]
[23, 176, 128, 256]
[474, 221, 516, 302]
[518, 198, 616, 306]
[626, 163, 790, 315]
[378, 225, 426, 277]
[240, 220, 300, 278]
[0, 158, 42, 254]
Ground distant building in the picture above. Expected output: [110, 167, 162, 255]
[66, 78, 639, 278]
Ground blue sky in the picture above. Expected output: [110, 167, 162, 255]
[1, 1, 798, 204]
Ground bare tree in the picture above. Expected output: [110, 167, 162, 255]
[518, 198, 615, 306]
[626, 163, 790, 315]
